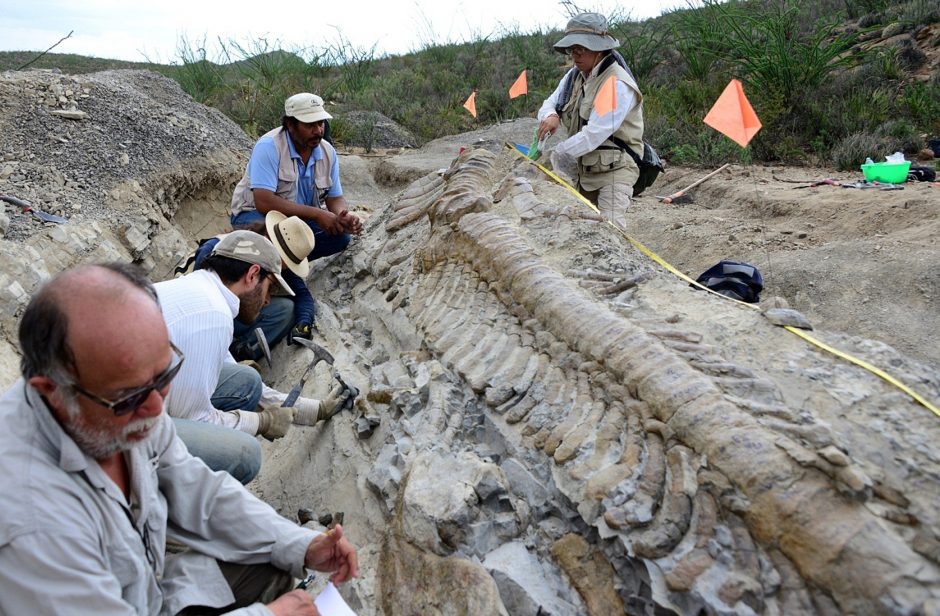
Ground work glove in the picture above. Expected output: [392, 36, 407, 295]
[550, 150, 578, 185]
[257, 407, 295, 440]
[287, 322, 313, 346]
[318, 384, 351, 421]
[292, 385, 349, 426]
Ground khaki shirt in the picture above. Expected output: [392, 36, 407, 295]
[560, 59, 645, 192]
[0, 380, 318, 615]
[230, 126, 336, 218]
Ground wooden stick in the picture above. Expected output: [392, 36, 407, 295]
[658, 163, 730, 203]
[15, 31, 74, 70]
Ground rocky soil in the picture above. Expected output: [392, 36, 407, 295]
[1, 69, 938, 614]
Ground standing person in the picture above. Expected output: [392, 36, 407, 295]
[194, 211, 319, 361]
[537, 12, 646, 229]
[157, 231, 348, 482]
[230, 92, 363, 262]
[0, 262, 358, 614]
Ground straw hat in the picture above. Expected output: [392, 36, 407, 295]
[264, 211, 315, 278]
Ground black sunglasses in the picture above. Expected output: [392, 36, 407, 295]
[71, 342, 186, 416]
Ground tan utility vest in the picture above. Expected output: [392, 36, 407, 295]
[561, 58, 644, 192]
[230, 127, 335, 217]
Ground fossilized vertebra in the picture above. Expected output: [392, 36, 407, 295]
[368, 146, 940, 614]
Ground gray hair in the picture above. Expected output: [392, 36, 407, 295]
[19, 262, 159, 386]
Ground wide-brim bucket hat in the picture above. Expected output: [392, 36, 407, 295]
[553, 12, 620, 53]
[265, 210, 315, 278]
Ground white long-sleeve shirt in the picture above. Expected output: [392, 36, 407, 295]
[155, 270, 260, 433]
[537, 63, 638, 159]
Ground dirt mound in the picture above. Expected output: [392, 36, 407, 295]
[0, 69, 250, 239]
[340, 110, 417, 150]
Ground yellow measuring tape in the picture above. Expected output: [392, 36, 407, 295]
[508, 144, 940, 418]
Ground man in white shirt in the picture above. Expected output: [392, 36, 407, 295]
[157, 231, 346, 482]
[0, 261, 358, 614]
[537, 12, 646, 229]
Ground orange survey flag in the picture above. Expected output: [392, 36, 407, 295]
[703, 79, 762, 147]
[593, 75, 617, 117]
[463, 91, 477, 118]
[509, 70, 527, 99]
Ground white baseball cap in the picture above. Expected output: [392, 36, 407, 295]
[284, 93, 333, 124]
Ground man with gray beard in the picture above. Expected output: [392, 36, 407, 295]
[0, 263, 358, 615]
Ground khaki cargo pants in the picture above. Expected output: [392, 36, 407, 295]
[580, 181, 633, 230]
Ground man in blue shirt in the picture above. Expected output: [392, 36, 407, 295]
[230, 92, 363, 263]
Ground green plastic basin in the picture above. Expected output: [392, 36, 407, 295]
[860, 161, 911, 184]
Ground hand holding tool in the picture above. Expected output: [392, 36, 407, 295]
[290, 338, 359, 409]
[282, 340, 334, 409]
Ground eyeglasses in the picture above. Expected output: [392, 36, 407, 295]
[567, 46, 590, 57]
[71, 342, 186, 416]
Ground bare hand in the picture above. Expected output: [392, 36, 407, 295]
[316, 210, 345, 235]
[338, 210, 363, 235]
[304, 524, 359, 585]
[266, 589, 319, 616]
[538, 114, 560, 141]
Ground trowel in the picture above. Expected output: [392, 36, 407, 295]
[0, 194, 67, 223]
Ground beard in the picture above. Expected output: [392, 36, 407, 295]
[61, 396, 161, 459]
[236, 282, 266, 324]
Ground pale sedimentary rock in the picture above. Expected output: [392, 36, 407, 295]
[356, 146, 940, 614]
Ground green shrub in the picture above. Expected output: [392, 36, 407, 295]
[698, 0, 866, 112]
[174, 36, 226, 105]
[150, 0, 935, 165]
[899, 0, 940, 27]
[831, 120, 923, 170]
[902, 81, 940, 135]
[611, 21, 667, 82]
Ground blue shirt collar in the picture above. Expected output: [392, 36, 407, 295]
[284, 128, 323, 164]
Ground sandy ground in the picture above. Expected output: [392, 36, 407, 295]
[629, 163, 940, 371]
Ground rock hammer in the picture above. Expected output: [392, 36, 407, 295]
[290, 338, 359, 410]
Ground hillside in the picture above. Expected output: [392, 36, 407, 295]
[4, 0, 940, 168]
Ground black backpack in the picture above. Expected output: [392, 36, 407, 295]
[693, 260, 763, 303]
[627, 142, 665, 196]
[908, 165, 936, 182]
[612, 138, 665, 196]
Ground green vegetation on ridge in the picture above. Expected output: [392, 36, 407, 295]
[2, 0, 938, 169]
